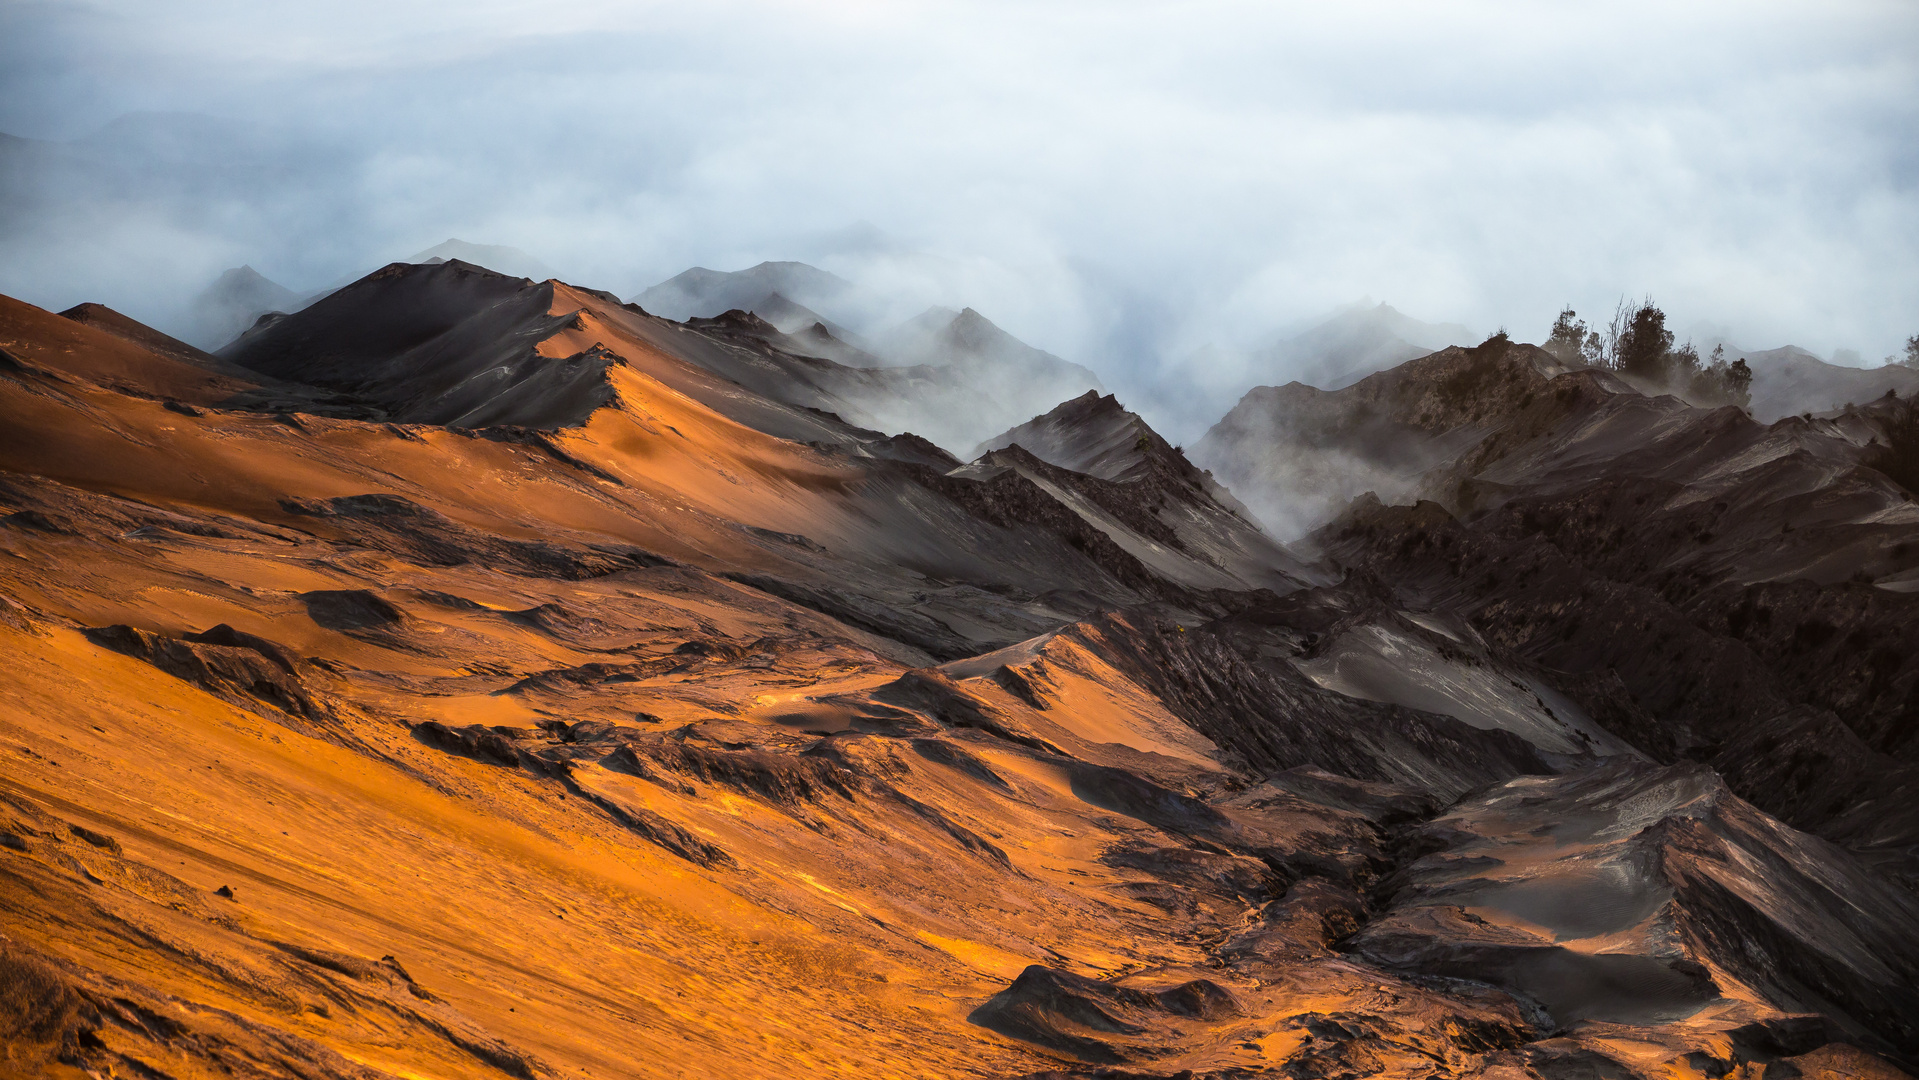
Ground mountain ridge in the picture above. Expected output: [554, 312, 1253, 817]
[1258, 300, 1477, 391]
[1, 262, 1916, 1079]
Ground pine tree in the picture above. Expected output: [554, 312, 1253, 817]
[1616, 300, 1674, 379]
[1545, 308, 1590, 364]
[1726, 358, 1752, 406]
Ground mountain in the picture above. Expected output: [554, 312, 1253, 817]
[58, 301, 233, 371]
[741, 292, 882, 366]
[976, 389, 1169, 482]
[184, 265, 306, 350]
[877, 303, 1020, 364]
[408, 238, 553, 281]
[219, 259, 610, 429]
[1725, 344, 1919, 421]
[1201, 334, 1919, 858]
[968, 391, 1317, 593]
[1, 265, 1917, 1079]
[862, 306, 1107, 452]
[1259, 301, 1476, 390]
[1192, 341, 1580, 538]
[660, 301, 1108, 454]
[632, 260, 853, 321]
[630, 261, 1107, 450]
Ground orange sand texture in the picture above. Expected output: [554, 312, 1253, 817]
[0, 276, 1909, 1080]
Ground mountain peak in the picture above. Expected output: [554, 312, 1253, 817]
[974, 391, 1162, 483]
[185, 265, 305, 350]
[633, 261, 851, 321]
[943, 307, 1014, 352]
[209, 264, 287, 291]
[407, 239, 551, 281]
[1265, 302, 1477, 391]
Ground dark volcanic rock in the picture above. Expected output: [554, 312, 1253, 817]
[898, 462, 1175, 602]
[970, 965, 1240, 1064]
[1061, 611, 1553, 800]
[724, 573, 977, 660]
[282, 493, 670, 579]
[222, 260, 618, 429]
[82, 623, 330, 729]
[1318, 474, 1919, 882]
[1353, 761, 1919, 1059]
[299, 589, 405, 631]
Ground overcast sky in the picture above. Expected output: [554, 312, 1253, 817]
[2, 0, 1915, 437]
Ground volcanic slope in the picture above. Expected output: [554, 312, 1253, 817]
[0, 275, 1915, 1078]
[1191, 339, 1585, 538]
[1194, 336, 1919, 873]
[223, 260, 1334, 660]
[679, 304, 1112, 456]
[969, 390, 1317, 593]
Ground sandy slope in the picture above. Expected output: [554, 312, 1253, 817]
[0, 275, 1914, 1079]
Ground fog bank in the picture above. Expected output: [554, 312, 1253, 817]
[2, 0, 1914, 440]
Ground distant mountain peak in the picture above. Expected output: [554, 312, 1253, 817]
[1042, 389, 1135, 429]
[893, 305, 961, 334]
[747, 259, 845, 277]
[1717, 342, 1919, 421]
[208, 264, 290, 292]
[183, 265, 305, 350]
[975, 390, 1166, 484]
[1263, 302, 1477, 391]
[942, 307, 1015, 351]
[407, 239, 551, 281]
[632, 261, 851, 321]
[883, 305, 1091, 377]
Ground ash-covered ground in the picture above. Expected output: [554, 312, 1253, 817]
[1, 261, 1916, 1079]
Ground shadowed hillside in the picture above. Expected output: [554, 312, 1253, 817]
[1, 263, 1916, 1079]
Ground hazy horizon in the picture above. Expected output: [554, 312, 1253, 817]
[2, 0, 1915, 439]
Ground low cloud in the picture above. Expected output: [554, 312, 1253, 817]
[2, 0, 1914, 441]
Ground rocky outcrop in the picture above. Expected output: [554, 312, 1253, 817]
[83, 623, 333, 732]
[282, 493, 671, 579]
[1354, 761, 1919, 1060]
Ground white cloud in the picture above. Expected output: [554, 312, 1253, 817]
[1, 0, 1914, 437]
